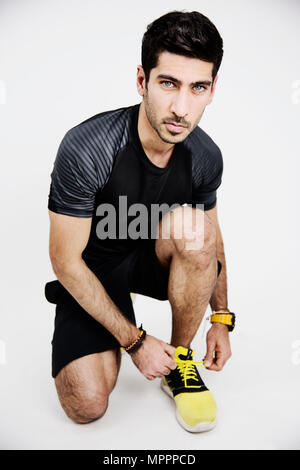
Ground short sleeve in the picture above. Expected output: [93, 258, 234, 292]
[191, 146, 223, 211]
[48, 129, 99, 217]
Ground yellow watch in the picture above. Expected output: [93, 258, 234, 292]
[210, 310, 236, 332]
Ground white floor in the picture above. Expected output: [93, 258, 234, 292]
[1, 290, 299, 450]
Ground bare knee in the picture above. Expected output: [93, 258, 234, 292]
[56, 382, 109, 424]
[67, 393, 109, 424]
[53, 350, 121, 424]
[160, 206, 216, 259]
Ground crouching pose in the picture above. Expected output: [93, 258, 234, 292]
[45, 10, 235, 433]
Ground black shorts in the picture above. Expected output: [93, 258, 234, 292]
[44, 240, 222, 378]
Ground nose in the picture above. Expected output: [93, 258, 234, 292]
[169, 90, 189, 119]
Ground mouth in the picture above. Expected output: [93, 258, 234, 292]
[165, 122, 187, 133]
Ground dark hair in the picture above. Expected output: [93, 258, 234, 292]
[141, 10, 223, 84]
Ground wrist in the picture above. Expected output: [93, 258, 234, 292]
[211, 307, 230, 313]
[121, 325, 141, 348]
[211, 322, 228, 332]
[123, 324, 147, 355]
[210, 311, 236, 332]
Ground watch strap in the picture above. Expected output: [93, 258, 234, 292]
[210, 312, 235, 331]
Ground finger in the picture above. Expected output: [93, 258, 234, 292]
[146, 375, 156, 380]
[145, 372, 156, 380]
[206, 362, 220, 371]
[212, 351, 225, 371]
[164, 346, 177, 369]
[155, 373, 164, 378]
[203, 340, 215, 368]
[164, 343, 176, 358]
[153, 367, 170, 378]
[215, 350, 232, 370]
[162, 367, 171, 376]
[168, 359, 177, 370]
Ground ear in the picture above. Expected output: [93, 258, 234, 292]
[137, 65, 146, 97]
[207, 74, 219, 105]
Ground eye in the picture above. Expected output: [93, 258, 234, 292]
[161, 80, 175, 88]
[193, 85, 206, 92]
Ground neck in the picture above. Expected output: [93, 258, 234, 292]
[137, 101, 175, 165]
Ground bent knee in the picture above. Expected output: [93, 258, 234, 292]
[163, 206, 216, 254]
[66, 395, 109, 424]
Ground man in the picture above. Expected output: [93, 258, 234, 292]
[45, 10, 235, 433]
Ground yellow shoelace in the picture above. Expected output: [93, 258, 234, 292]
[176, 358, 205, 388]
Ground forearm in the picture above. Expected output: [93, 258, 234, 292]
[209, 241, 228, 311]
[53, 258, 139, 346]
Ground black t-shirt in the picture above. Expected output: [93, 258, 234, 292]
[48, 103, 223, 269]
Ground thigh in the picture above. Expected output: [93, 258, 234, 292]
[54, 348, 121, 422]
[55, 348, 121, 398]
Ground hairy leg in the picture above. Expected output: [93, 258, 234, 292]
[155, 206, 218, 348]
[54, 348, 121, 424]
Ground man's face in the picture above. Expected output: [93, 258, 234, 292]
[140, 51, 217, 144]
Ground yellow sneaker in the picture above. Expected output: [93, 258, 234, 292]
[161, 346, 217, 433]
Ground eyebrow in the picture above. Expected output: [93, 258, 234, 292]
[157, 74, 212, 87]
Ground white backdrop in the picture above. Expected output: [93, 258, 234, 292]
[0, 0, 299, 450]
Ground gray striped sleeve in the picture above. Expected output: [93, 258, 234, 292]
[48, 128, 108, 217]
[186, 127, 223, 211]
[192, 145, 223, 211]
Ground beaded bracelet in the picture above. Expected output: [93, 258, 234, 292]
[125, 324, 147, 355]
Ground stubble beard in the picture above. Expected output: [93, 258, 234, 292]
[143, 89, 190, 145]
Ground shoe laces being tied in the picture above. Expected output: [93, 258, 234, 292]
[175, 350, 205, 388]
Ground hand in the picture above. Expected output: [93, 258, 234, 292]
[203, 323, 232, 371]
[130, 334, 177, 380]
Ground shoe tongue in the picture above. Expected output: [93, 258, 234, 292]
[176, 346, 194, 361]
